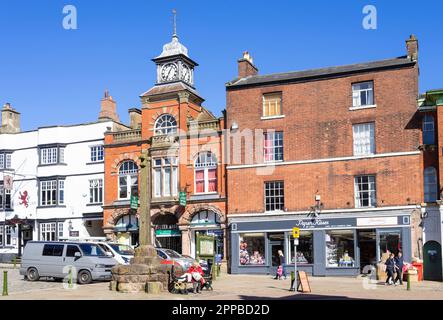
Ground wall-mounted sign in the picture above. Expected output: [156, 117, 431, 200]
[18, 191, 29, 208]
[130, 196, 139, 210]
[69, 231, 80, 237]
[357, 217, 398, 227]
[179, 192, 187, 206]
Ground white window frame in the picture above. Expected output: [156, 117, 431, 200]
[354, 175, 377, 208]
[5, 226, 12, 246]
[264, 181, 285, 212]
[5, 154, 11, 168]
[118, 161, 139, 200]
[0, 154, 3, 169]
[40, 222, 57, 241]
[58, 222, 64, 239]
[40, 179, 64, 206]
[353, 123, 375, 156]
[424, 167, 438, 202]
[263, 131, 284, 163]
[154, 114, 178, 136]
[194, 152, 218, 194]
[352, 81, 374, 108]
[90, 145, 104, 162]
[89, 179, 103, 204]
[262, 93, 282, 118]
[153, 157, 178, 198]
[0, 183, 12, 210]
[40, 147, 58, 165]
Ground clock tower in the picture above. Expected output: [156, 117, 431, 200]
[152, 25, 198, 88]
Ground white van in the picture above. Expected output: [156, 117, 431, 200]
[19, 241, 117, 284]
[95, 242, 134, 265]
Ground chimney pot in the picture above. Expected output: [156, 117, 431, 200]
[406, 34, 419, 62]
[238, 51, 258, 79]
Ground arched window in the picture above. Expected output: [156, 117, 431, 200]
[194, 152, 218, 194]
[119, 160, 138, 200]
[154, 114, 177, 136]
[424, 167, 438, 202]
[423, 114, 435, 145]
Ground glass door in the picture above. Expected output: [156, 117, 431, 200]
[377, 229, 402, 262]
[358, 229, 377, 272]
[268, 233, 284, 274]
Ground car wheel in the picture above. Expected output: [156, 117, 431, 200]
[27, 268, 40, 282]
[77, 270, 92, 285]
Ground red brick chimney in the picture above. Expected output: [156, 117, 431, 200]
[406, 35, 418, 62]
[99, 90, 120, 122]
[238, 51, 258, 78]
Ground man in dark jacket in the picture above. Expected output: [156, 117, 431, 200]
[385, 253, 396, 285]
[394, 251, 404, 285]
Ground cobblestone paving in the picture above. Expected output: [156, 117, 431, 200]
[1, 266, 442, 300]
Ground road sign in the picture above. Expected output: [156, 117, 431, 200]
[179, 191, 187, 206]
[130, 196, 139, 210]
[292, 227, 300, 238]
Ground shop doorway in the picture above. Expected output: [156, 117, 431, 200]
[378, 229, 402, 260]
[153, 214, 181, 253]
[423, 241, 442, 281]
[358, 229, 377, 272]
[268, 233, 284, 275]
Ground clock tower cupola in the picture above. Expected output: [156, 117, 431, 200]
[152, 10, 198, 87]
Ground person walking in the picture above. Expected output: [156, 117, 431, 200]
[274, 250, 287, 280]
[394, 251, 404, 285]
[385, 253, 396, 285]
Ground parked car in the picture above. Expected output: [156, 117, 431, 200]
[19, 241, 117, 284]
[156, 248, 194, 274]
[95, 242, 134, 265]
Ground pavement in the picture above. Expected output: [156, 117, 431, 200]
[0, 265, 442, 300]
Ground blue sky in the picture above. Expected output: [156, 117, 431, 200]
[0, 0, 442, 131]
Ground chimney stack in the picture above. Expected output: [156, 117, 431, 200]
[1, 103, 21, 133]
[99, 90, 120, 123]
[406, 35, 418, 62]
[238, 51, 258, 79]
[128, 108, 142, 129]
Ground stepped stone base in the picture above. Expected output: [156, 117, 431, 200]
[110, 245, 168, 294]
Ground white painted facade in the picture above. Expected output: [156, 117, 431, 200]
[0, 121, 118, 254]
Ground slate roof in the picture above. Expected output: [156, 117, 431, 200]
[226, 56, 416, 89]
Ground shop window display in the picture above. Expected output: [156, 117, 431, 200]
[379, 231, 402, 259]
[326, 230, 355, 267]
[289, 231, 313, 264]
[239, 233, 265, 266]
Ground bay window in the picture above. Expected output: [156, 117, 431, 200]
[40, 145, 65, 165]
[194, 152, 217, 194]
[0, 182, 12, 209]
[40, 178, 65, 206]
[40, 222, 57, 241]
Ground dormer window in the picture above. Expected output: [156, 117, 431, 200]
[154, 114, 177, 136]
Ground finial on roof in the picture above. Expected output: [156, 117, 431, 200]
[172, 9, 177, 39]
[104, 90, 109, 98]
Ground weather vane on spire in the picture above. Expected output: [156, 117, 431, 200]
[172, 9, 177, 38]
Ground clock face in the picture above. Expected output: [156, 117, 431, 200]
[161, 63, 178, 81]
[181, 65, 191, 83]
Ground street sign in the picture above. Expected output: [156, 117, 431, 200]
[179, 191, 187, 206]
[130, 196, 139, 210]
[292, 227, 300, 238]
[293, 238, 299, 246]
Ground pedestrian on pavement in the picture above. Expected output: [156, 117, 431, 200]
[385, 253, 396, 285]
[274, 250, 287, 280]
[394, 251, 404, 285]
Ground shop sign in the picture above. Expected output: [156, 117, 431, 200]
[293, 218, 335, 229]
[130, 196, 139, 210]
[155, 229, 181, 236]
[4, 175, 13, 191]
[179, 192, 187, 206]
[357, 216, 397, 227]
[69, 231, 80, 237]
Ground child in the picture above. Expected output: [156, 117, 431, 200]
[276, 265, 283, 280]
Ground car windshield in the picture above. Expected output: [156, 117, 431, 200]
[79, 244, 106, 256]
[164, 249, 182, 259]
[109, 244, 135, 256]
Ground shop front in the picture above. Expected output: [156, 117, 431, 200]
[153, 213, 182, 253]
[114, 214, 139, 247]
[230, 211, 412, 276]
[189, 210, 225, 260]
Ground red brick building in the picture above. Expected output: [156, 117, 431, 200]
[103, 33, 227, 260]
[417, 88, 443, 281]
[226, 36, 423, 276]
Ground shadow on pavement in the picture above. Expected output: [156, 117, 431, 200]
[238, 293, 364, 300]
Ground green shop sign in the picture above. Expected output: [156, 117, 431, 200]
[179, 191, 187, 206]
[155, 229, 181, 236]
[130, 196, 139, 210]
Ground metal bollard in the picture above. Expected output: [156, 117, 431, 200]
[407, 273, 411, 291]
[68, 267, 73, 289]
[2, 271, 8, 296]
[289, 271, 296, 291]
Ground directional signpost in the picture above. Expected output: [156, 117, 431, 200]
[179, 191, 187, 207]
[291, 227, 300, 292]
[130, 195, 139, 210]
